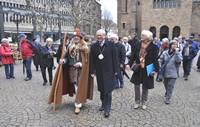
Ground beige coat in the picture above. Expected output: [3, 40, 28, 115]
[75, 41, 94, 103]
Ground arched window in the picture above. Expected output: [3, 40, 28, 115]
[149, 26, 157, 38]
[160, 25, 169, 40]
[172, 26, 181, 39]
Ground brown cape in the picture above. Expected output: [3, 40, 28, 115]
[75, 46, 94, 103]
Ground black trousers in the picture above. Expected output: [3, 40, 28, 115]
[100, 91, 112, 113]
[183, 60, 192, 76]
[41, 66, 53, 83]
[197, 55, 200, 69]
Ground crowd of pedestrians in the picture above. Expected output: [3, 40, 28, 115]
[0, 28, 199, 118]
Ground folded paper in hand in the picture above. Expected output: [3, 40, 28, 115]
[146, 63, 155, 76]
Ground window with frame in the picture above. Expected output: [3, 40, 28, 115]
[153, 0, 181, 9]
[121, 0, 128, 13]
[122, 23, 126, 29]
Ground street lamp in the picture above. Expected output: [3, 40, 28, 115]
[9, 12, 24, 49]
[0, 4, 4, 40]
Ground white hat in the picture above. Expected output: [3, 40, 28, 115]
[1, 38, 9, 43]
[46, 38, 53, 42]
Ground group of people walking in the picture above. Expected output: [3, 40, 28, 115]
[0, 28, 199, 118]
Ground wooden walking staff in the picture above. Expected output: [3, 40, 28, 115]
[48, 33, 68, 111]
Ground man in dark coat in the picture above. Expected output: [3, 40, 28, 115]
[110, 34, 126, 88]
[90, 29, 118, 118]
[182, 39, 198, 80]
[32, 37, 41, 71]
[39, 38, 56, 86]
[128, 32, 140, 53]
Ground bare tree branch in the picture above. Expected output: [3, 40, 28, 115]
[102, 9, 115, 34]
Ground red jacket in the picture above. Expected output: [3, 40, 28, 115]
[20, 39, 33, 59]
[0, 42, 14, 64]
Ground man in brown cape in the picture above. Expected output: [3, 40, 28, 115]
[48, 29, 93, 113]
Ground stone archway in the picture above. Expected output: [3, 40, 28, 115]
[149, 26, 156, 38]
[172, 26, 181, 39]
[160, 25, 169, 40]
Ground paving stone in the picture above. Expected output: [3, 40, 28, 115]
[0, 61, 200, 127]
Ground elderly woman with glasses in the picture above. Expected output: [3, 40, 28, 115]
[128, 30, 159, 110]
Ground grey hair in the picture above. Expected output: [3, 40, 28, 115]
[96, 29, 106, 36]
[141, 30, 153, 41]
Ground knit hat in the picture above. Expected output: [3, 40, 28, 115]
[18, 33, 26, 39]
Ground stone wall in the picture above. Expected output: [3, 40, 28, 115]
[140, 0, 193, 39]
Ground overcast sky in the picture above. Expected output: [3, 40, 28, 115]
[99, 0, 117, 23]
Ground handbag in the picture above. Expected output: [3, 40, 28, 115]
[131, 62, 140, 73]
[156, 54, 174, 82]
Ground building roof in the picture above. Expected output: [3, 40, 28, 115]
[193, 0, 200, 2]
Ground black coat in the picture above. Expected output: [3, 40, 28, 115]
[39, 45, 55, 68]
[115, 42, 126, 65]
[32, 43, 41, 66]
[90, 40, 118, 93]
[129, 42, 159, 89]
[197, 54, 200, 67]
[128, 37, 140, 53]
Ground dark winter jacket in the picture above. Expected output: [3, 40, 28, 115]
[129, 42, 159, 89]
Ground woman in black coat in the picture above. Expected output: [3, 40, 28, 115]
[128, 30, 159, 110]
[32, 38, 41, 71]
[40, 38, 56, 86]
[197, 54, 200, 72]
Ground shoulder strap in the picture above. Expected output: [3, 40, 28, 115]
[163, 54, 175, 67]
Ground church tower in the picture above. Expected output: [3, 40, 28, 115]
[117, 0, 138, 37]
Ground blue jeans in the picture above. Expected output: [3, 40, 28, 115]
[4, 64, 14, 78]
[24, 58, 32, 79]
[115, 71, 124, 88]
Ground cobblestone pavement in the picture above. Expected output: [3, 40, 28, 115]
[0, 60, 200, 127]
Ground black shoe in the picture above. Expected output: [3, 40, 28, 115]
[104, 112, 110, 118]
[53, 66, 56, 70]
[49, 82, 52, 86]
[120, 85, 124, 88]
[164, 99, 171, 105]
[6, 75, 10, 79]
[99, 107, 104, 111]
[24, 77, 31, 81]
[184, 76, 188, 81]
[115, 86, 120, 89]
[43, 82, 47, 86]
[10, 76, 15, 79]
